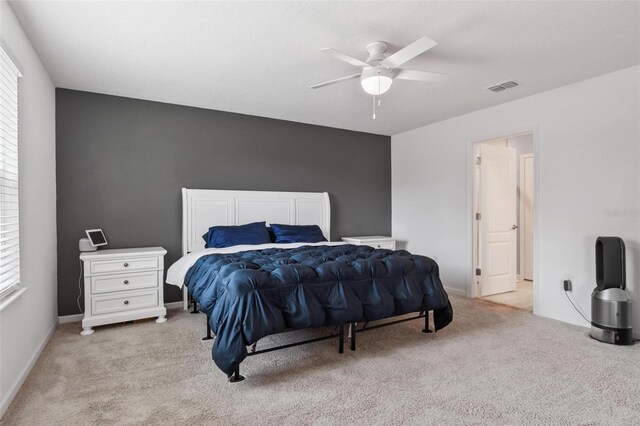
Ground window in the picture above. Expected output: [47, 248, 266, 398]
[0, 45, 21, 300]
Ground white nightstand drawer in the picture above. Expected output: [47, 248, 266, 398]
[342, 236, 396, 251]
[91, 271, 159, 295]
[92, 290, 159, 316]
[89, 257, 159, 275]
[372, 242, 396, 250]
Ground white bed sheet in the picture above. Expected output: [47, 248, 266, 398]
[166, 242, 347, 288]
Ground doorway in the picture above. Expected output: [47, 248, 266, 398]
[472, 132, 534, 311]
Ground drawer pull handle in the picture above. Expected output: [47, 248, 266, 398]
[123, 263, 129, 267]
[123, 280, 129, 284]
[124, 300, 129, 305]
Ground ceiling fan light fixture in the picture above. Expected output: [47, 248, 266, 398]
[360, 67, 393, 96]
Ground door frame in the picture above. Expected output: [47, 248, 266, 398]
[519, 153, 534, 282]
[467, 124, 540, 315]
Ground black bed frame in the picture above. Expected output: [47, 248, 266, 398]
[189, 298, 433, 382]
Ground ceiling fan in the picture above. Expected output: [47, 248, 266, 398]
[310, 36, 446, 118]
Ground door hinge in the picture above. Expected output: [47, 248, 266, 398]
[475, 268, 481, 276]
[476, 156, 481, 165]
[475, 213, 482, 220]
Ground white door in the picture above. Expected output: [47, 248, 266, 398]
[520, 154, 534, 281]
[478, 144, 518, 296]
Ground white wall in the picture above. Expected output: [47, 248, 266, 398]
[392, 65, 640, 334]
[0, 1, 57, 417]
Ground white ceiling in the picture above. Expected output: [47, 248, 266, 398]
[9, 1, 640, 136]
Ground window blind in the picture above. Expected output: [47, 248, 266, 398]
[0, 46, 21, 299]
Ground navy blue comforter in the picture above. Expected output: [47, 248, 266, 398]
[184, 244, 453, 375]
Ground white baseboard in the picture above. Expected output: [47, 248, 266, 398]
[58, 313, 83, 324]
[58, 301, 184, 324]
[0, 321, 56, 419]
[164, 301, 183, 310]
[444, 286, 468, 297]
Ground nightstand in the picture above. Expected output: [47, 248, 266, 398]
[341, 236, 396, 250]
[79, 247, 167, 336]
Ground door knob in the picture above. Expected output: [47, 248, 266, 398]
[512, 225, 518, 230]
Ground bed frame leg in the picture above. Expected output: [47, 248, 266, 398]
[422, 311, 433, 333]
[202, 315, 213, 341]
[338, 324, 344, 354]
[228, 366, 245, 383]
[191, 299, 199, 314]
[350, 323, 356, 351]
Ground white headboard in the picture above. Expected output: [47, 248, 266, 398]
[181, 188, 331, 255]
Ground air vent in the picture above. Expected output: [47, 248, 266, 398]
[487, 80, 519, 92]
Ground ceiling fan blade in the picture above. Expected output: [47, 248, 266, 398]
[380, 36, 438, 69]
[309, 73, 361, 89]
[320, 48, 370, 68]
[394, 69, 447, 82]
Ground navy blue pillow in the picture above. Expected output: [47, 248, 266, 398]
[267, 226, 276, 243]
[270, 224, 327, 244]
[202, 222, 271, 248]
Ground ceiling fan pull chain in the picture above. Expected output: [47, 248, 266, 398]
[372, 96, 376, 119]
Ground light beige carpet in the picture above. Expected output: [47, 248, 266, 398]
[2, 295, 639, 425]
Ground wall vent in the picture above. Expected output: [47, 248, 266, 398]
[487, 80, 519, 92]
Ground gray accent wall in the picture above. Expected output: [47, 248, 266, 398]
[56, 89, 391, 316]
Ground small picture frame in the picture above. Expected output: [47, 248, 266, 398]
[85, 229, 108, 247]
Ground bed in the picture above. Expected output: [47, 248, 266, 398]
[166, 189, 453, 381]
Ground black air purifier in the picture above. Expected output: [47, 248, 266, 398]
[590, 237, 633, 345]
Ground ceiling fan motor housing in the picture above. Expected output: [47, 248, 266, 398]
[365, 41, 388, 63]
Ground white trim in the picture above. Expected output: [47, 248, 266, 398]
[467, 125, 540, 316]
[519, 153, 534, 282]
[58, 313, 83, 324]
[164, 301, 183, 310]
[444, 286, 467, 297]
[0, 286, 27, 313]
[0, 321, 55, 418]
[544, 313, 639, 341]
[58, 301, 185, 324]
